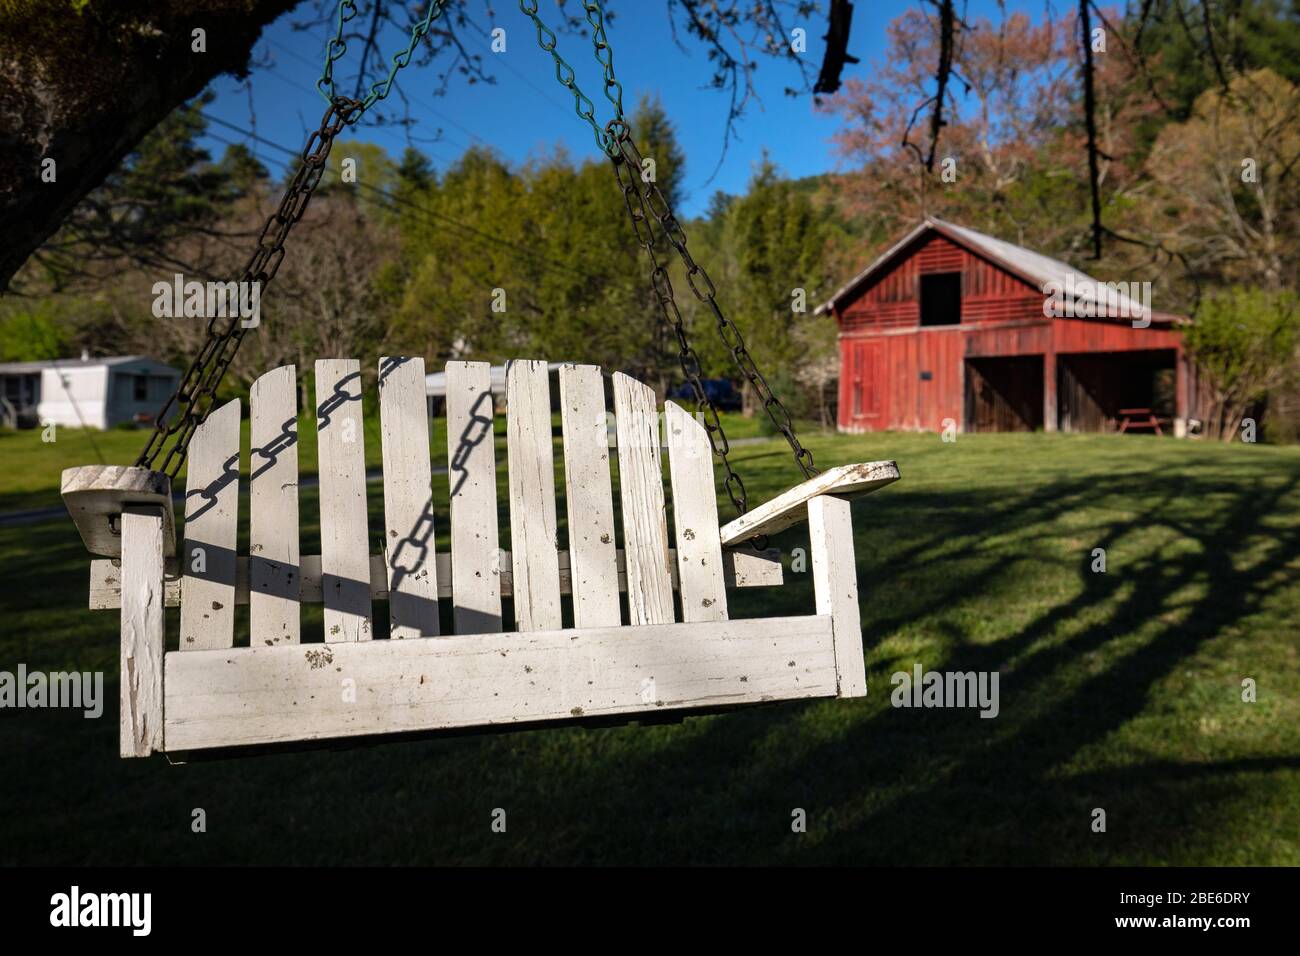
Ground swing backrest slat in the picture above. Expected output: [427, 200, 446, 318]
[248, 364, 301, 646]
[665, 400, 728, 622]
[378, 356, 440, 639]
[613, 372, 675, 625]
[557, 363, 621, 629]
[314, 358, 372, 642]
[179, 398, 240, 650]
[506, 359, 563, 632]
[96, 358, 788, 640]
[444, 360, 503, 635]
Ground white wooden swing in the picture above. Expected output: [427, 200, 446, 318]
[58, 0, 900, 758]
[63, 359, 897, 757]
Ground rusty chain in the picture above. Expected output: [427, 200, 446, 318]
[610, 145, 752, 517]
[575, 2, 817, 485]
[135, 97, 361, 477]
[140, 0, 817, 507]
[519, 0, 819, 527]
[138, 0, 455, 477]
[608, 125, 819, 488]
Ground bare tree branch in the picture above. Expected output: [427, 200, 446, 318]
[1080, 0, 1104, 259]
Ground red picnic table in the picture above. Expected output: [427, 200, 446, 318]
[1117, 407, 1167, 436]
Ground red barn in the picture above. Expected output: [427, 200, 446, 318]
[818, 218, 1201, 435]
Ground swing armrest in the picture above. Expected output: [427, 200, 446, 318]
[62, 465, 176, 558]
[718, 460, 900, 548]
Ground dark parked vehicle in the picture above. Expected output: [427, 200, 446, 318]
[668, 378, 742, 411]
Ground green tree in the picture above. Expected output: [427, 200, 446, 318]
[515, 152, 653, 373]
[387, 105, 692, 386]
[630, 93, 687, 209]
[217, 143, 270, 192]
[1132, 0, 1300, 121]
[389, 147, 533, 359]
[1185, 287, 1300, 440]
[0, 302, 70, 361]
[324, 140, 400, 200]
[397, 147, 435, 194]
[24, 95, 255, 289]
[713, 158, 834, 416]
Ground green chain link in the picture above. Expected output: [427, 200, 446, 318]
[318, 0, 451, 118]
[581, 1, 624, 129]
[310, 0, 817, 518]
[518, 0, 620, 156]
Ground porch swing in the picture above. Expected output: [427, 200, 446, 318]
[60, 0, 900, 758]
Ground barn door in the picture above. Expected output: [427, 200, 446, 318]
[964, 357, 1043, 432]
[847, 341, 884, 429]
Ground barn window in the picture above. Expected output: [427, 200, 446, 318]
[133, 375, 148, 401]
[920, 272, 962, 326]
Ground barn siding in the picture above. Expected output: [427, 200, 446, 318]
[840, 233, 1044, 335]
[834, 229, 1192, 433]
[1052, 318, 1182, 353]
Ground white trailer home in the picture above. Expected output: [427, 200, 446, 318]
[0, 355, 180, 430]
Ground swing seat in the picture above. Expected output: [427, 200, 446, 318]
[65, 358, 898, 758]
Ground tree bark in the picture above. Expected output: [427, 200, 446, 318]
[0, 0, 297, 291]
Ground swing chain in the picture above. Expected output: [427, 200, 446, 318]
[611, 144, 750, 519]
[608, 125, 818, 485]
[140, 0, 455, 477]
[580, 0, 625, 136]
[318, 0, 451, 114]
[557, 0, 819, 488]
[135, 97, 362, 478]
[518, 0, 616, 156]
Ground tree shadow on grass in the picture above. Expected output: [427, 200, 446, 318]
[498, 467, 1300, 865]
[1, 456, 1298, 864]
[787, 472, 1290, 862]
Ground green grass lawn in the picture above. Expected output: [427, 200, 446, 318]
[0, 408, 770, 514]
[1, 422, 1297, 864]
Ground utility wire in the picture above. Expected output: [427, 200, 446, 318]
[49, 358, 105, 463]
[252, 46, 466, 161]
[279, 21, 578, 129]
[459, 20, 579, 120]
[201, 114, 592, 279]
[267, 36, 489, 149]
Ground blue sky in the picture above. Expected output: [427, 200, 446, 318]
[202, 0, 1043, 217]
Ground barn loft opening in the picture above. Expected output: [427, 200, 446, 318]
[920, 272, 962, 326]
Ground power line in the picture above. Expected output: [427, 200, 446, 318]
[459, 16, 578, 119]
[275, 20, 578, 135]
[267, 36, 490, 149]
[48, 359, 105, 463]
[252, 44, 467, 161]
[201, 114, 592, 280]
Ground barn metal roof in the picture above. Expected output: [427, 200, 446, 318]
[815, 217, 1182, 324]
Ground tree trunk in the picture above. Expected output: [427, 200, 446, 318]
[0, 0, 297, 290]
